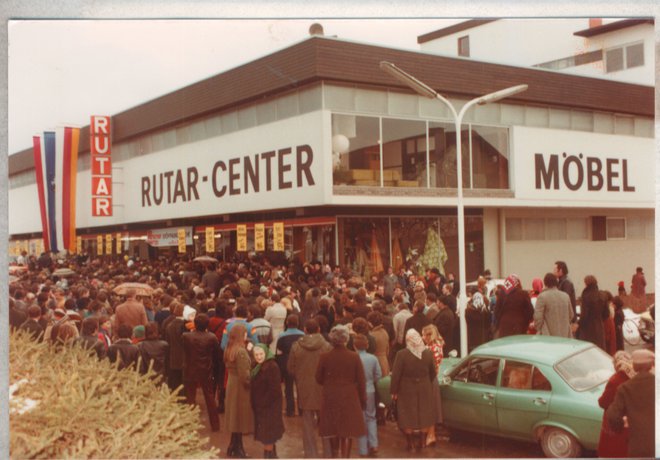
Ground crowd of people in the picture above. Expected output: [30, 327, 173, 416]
[8, 251, 654, 458]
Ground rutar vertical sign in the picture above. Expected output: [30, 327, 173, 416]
[91, 116, 113, 216]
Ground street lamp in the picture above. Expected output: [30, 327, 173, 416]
[380, 61, 527, 357]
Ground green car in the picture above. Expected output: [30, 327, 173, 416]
[377, 335, 614, 458]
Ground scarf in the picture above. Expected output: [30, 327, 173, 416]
[613, 350, 635, 379]
[250, 343, 275, 379]
[406, 329, 426, 360]
[471, 292, 486, 311]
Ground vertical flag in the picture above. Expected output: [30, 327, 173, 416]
[33, 127, 80, 253]
[116, 233, 122, 255]
[96, 235, 103, 255]
[76, 236, 82, 255]
[178, 229, 187, 253]
[105, 234, 113, 255]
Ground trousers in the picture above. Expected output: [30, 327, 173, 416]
[357, 392, 378, 455]
[302, 410, 331, 458]
[185, 378, 220, 431]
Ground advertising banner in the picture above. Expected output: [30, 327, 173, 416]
[205, 227, 215, 253]
[273, 222, 284, 251]
[255, 223, 265, 251]
[105, 234, 112, 255]
[76, 236, 82, 255]
[177, 228, 187, 253]
[116, 233, 122, 254]
[91, 115, 113, 217]
[97, 235, 103, 255]
[146, 227, 193, 247]
[237, 225, 247, 251]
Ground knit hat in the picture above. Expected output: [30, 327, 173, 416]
[503, 274, 520, 294]
[132, 325, 145, 340]
[183, 305, 196, 321]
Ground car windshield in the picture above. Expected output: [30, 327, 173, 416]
[555, 346, 615, 391]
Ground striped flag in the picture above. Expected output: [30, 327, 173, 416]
[32, 127, 80, 253]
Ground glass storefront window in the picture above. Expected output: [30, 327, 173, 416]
[382, 118, 428, 187]
[428, 122, 469, 188]
[470, 125, 509, 189]
[292, 225, 335, 265]
[339, 217, 390, 278]
[391, 217, 447, 275]
[332, 114, 381, 186]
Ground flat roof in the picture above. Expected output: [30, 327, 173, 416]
[574, 18, 654, 37]
[9, 35, 654, 175]
[417, 19, 498, 44]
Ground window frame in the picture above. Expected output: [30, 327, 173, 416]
[458, 35, 470, 57]
[606, 216, 626, 240]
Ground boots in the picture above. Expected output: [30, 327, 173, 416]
[235, 434, 250, 459]
[227, 433, 238, 458]
[416, 431, 426, 450]
[272, 444, 278, 459]
[405, 433, 417, 453]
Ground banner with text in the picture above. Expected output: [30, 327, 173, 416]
[205, 227, 215, 253]
[273, 222, 284, 251]
[91, 116, 113, 217]
[146, 227, 193, 247]
[237, 225, 247, 251]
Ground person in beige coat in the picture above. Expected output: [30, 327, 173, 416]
[533, 273, 574, 338]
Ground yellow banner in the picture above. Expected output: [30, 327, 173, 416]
[105, 234, 113, 255]
[273, 222, 284, 251]
[116, 233, 122, 254]
[255, 223, 265, 251]
[205, 227, 215, 253]
[97, 235, 103, 255]
[237, 224, 247, 251]
[76, 236, 82, 255]
[178, 228, 187, 253]
[36, 239, 43, 256]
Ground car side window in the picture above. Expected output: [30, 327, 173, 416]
[502, 361, 533, 390]
[531, 367, 552, 391]
[454, 357, 500, 386]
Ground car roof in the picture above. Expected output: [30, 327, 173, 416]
[470, 335, 593, 366]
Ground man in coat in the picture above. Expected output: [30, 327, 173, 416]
[432, 296, 455, 354]
[288, 318, 332, 458]
[404, 301, 431, 337]
[276, 314, 305, 417]
[494, 275, 534, 338]
[114, 289, 148, 338]
[606, 349, 655, 458]
[182, 313, 220, 432]
[533, 273, 574, 338]
[107, 324, 140, 370]
[18, 305, 44, 341]
[554, 261, 577, 321]
[75, 317, 106, 359]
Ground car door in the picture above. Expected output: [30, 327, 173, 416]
[496, 360, 552, 440]
[443, 356, 501, 434]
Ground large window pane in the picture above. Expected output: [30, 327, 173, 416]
[606, 48, 624, 73]
[391, 217, 445, 275]
[470, 125, 509, 189]
[428, 122, 468, 188]
[332, 114, 381, 186]
[339, 217, 389, 278]
[382, 118, 427, 187]
[626, 43, 644, 68]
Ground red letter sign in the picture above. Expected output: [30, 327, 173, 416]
[91, 116, 112, 216]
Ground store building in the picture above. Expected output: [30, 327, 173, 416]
[417, 18, 655, 85]
[9, 34, 655, 290]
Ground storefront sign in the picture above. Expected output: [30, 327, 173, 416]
[177, 228, 187, 253]
[237, 225, 247, 251]
[146, 227, 193, 247]
[273, 222, 284, 251]
[513, 127, 654, 203]
[91, 116, 113, 217]
[254, 223, 265, 251]
[205, 227, 215, 253]
[96, 235, 103, 255]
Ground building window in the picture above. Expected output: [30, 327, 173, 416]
[606, 217, 626, 240]
[605, 42, 644, 73]
[506, 217, 588, 241]
[458, 35, 470, 57]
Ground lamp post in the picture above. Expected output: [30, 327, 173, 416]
[380, 61, 527, 357]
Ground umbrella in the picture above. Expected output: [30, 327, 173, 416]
[113, 282, 154, 297]
[193, 255, 218, 263]
[370, 229, 384, 275]
[53, 268, 76, 277]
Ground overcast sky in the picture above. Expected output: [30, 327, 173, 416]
[8, 18, 464, 155]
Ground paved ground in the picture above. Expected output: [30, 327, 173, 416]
[195, 396, 546, 459]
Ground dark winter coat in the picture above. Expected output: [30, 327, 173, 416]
[465, 305, 491, 351]
[138, 338, 169, 378]
[404, 311, 431, 337]
[251, 360, 285, 444]
[316, 345, 367, 438]
[288, 333, 332, 410]
[107, 339, 140, 370]
[75, 334, 106, 359]
[606, 371, 655, 458]
[390, 348, 437, 430]
[432, 307, 455, 353]
[18, 318, 44, 341]
[577, 285, 608, 350]
[164, 318, 187, 371]
[182, 330, 220, 382]
[495, 288, 533, 338]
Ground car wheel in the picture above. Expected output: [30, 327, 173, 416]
[540, 427, 582, 458]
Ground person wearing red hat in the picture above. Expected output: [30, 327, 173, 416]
[494, 274, 534, 339]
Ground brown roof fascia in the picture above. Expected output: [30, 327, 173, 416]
[9, 36, 654, 176]
[417, 19, 498, 44]
[574, 18, 654, 37]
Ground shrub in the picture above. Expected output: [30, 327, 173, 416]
[10, 331, 219, 459]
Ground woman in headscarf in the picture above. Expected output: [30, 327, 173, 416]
[316, 324, 367, 458]
[421, 324, 444, 447]
[250, 343, 285, 458]
[224, 323, 254, 458]
[597, 351, 635, 457]
[465, 286, 492, 351]
[390, 328, 437, 453]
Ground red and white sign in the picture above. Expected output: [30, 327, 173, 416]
[91, 116, 113, 216]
